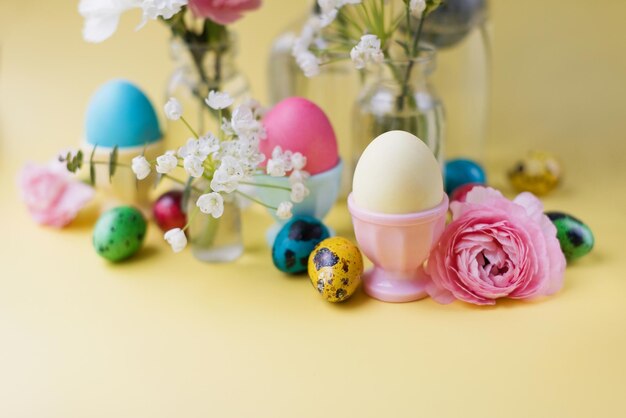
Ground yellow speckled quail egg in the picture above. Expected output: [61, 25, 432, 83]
[308, 237, 364, 303]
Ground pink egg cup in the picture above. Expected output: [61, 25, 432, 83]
[348, 193, 449, 303]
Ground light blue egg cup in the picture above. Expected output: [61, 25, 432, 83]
[256, 159, 344, 246]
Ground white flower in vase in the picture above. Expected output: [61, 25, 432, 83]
[79, 0, 142, 43]
[196, 192, 224, 218]
[183, 156, 204, 178]
[276, 201, 293, 220]
[164, 228, 187, 253]
[141, 0, 188, 22]
[164, 98, 183, 120]
[289, 169, 310, 185]
[410, 0, 427, 18]
[131, 155, 151, 180]
[156, 151, 178, 174]
[290, 153, 307, 171]
[206, 90, 234, 110]
[290, 182, 310, 203]
[351, 34, 384, 70]
[295, 50, 321, 78]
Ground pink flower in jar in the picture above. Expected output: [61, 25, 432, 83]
[188, 0, 262, 25]
[18, 161, 95, 228]
[425, 187, 566, 305]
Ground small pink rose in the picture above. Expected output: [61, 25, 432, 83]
[188, 0, 261, 25]
[18, 162, 95, 228]
[425, 187, 566, 305]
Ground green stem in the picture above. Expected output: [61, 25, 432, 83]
[180, 116, 200, 139]
[239, 181, 291, 192]
[399, 15, 426, 111]
[235, 190, 278, 211]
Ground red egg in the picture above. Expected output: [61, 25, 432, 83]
[153, 190, 186, 232]
[260, 97, 339, 175]
[449, 182, 483, 203]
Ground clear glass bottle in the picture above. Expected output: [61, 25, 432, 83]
[268, 3, 360, 195]
[166, 36, 249, 146]
[423, 0, 491, 162]
[187, 192, 243, 263]
[353, 46, 445, 171]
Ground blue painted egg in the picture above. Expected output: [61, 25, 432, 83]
[272, 216, 330, 274]
[85, 79, 161, 148]
[445, 158, 487, 195]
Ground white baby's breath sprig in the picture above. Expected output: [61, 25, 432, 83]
[350, 34, 385, 70]
[183, 156, 204, 178]
[196, 192, 224, 219]
[164, 228, 187, 253]
[410, 0, 427, 18]
[155, 151, 178, 174]
[206, 90, 234, 110]
[164, 97, 183, 121]
[290, 182, 310, 203]
[131, 155, 151, 180]
[276, 201, 294, 220]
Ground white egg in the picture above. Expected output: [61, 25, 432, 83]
[352, 130, 443, 214]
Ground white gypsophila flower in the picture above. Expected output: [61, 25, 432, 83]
[295, 51, 320, 78]
[410, 0, 426, 18]
[155, 151, 178, 174]
[290, 152, 307, 171]
[290, 182, 310, 203]
[79, 0, 142, 43]
[210, 171, 239, 194]
[141, 0, 187, 22]
[196, 192, 224, 219]
[218, 156, 245, 181]
[164, 228, 187, 253]
[183, 156, 204, 178]
[317, 0, 361, 27]
[131, 155, 151, 180]
[266, 158, 286, 177]
[164, 97, 183, 120]
[289, 169, 310, 185]
[231, 105, 265, 142]
[221, 117, 235, 137]
[276, 201, 293, 220]
[350, 34, 385, 70]
[198, 134, 220, 157]
[177, 138, 211, 162]
[205, 90, 234, 110]
[242, 98, 267, 118]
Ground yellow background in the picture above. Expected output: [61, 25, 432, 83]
[2, 1, 626, 417]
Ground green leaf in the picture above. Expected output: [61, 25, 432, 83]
[109, 145, 118, 183]
[89, 145, 97, 186]
[75, 150, 84, 170]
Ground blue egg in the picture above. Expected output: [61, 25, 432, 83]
[85, 79, 161, 148]
[445, 158, 486, 195]
[272, 216, 331, 275]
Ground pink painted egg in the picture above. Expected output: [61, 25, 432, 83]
[260, 97, 339, 175]
[449, 182, 483, 203]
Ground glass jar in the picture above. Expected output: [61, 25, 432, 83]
[423, 0, 491, 162]
[187, 191, 243, 263]
[166, 36, 249, 146]
[353, 46, 445, 173]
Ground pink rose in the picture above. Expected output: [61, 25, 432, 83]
[188, 0, 261, 25]
[425, 187, 566, 305]
[18, 162, 95, 228]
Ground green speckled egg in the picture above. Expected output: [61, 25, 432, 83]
[546, 211, 594, 262]
[308, 237, 363, 303]
[93, 206, 147, 262]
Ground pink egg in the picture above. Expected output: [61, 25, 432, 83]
[449, 182, 483, 203]
[260, 97, 339, 175]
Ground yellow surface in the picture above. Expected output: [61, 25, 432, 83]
[2, 1, 626, 417]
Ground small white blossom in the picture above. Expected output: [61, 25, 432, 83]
[183, 156, 204, 178]
[290, 153, 307, 171]
[210, 170, 239, 194]
[231, 105, 266, 142]
[290, 182, 310, 203]
[410, 0, 426, 18]
[196, 192, 224, 218]
[141, 0, 187, 21]
[317, 0, 362, 27]
[205, 90, 233, 110]
[198, 134, 220, 157]
[155, 151, 178, 174]
[79, 0, 141, 43]
[289, 169, 310, 185]
[131, 155, 151, 180]
[164, 228, 187, 253]
[276, 201, 293, 220]
[266, 158, 286, 177]
[164, 97, 183, 120]
[295, 50, 320, 78]
[178, 137, 211, 162]
[350, 34, 385, 70]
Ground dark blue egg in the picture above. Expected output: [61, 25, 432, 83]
[272, 216, 330, 274]
[422, 0, 488, 49]
[445, 158, 487, 195]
